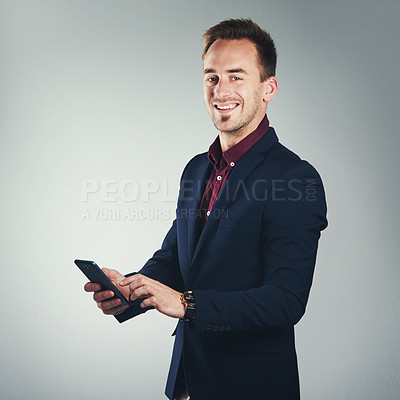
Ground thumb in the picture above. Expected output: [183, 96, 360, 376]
[119, 273, 139, 286]
[102, 267, 122, 281]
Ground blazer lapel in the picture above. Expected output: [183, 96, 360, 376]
[190, 127, 279, 266]
[186, 158, 212, 265]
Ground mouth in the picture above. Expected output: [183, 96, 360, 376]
[213, 103, 239, 113]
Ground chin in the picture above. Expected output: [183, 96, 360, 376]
[215, 120, 243, 134]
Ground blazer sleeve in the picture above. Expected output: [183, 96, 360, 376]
[191, 161, 328, 332]
[113, 153, 197, 324]
[115, 218, 184, 323]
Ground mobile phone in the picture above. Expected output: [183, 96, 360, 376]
[74, 259, 130, 307]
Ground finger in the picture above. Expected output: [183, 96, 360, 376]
[102, 304, 129, 315]
[102, 267, 115, 277]
[97, 297, 122, 311]
[93, 290, 114, 302]
[84, 282, 102, 292]
[120, 274, 147, 287]
[140, 297, 155, 308]
[130, 285, 151, 302]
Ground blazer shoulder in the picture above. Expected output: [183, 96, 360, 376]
[186, 151, 208, 166]
[263, 142, 328, 232]
[267, 142, 323, 182]
[181, 152, 208, 178]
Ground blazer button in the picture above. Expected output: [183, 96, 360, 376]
[206, 324, 212, 332]
[226, 325, 232, 331]
[219, 326, 225, 332]
[213, 325, 219, 332]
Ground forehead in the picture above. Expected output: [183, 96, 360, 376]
[203, 39, 259, 73]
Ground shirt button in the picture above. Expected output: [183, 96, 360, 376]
[206, 211, 211, 216]
[216, 175, 222, 181]
[230, 162, 235, 167]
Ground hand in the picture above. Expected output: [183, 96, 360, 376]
[84, 268, 130, 316]
[120, 274, 185, 319]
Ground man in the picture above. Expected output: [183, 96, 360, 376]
[85, 18, 327, 400]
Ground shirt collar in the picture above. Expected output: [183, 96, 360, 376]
[208, 115, 270, 167]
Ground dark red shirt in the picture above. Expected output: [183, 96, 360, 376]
[200, 115, 270, 221]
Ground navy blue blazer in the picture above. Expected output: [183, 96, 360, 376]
[117, 127, 328, 400]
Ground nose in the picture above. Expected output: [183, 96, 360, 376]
[214, 78, 231, 98]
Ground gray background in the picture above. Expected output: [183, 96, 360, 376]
[1, 0, 399, 399]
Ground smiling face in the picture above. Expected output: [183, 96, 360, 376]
[203, 39, 272, 139]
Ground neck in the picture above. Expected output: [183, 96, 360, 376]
[218, 115, 265, 152]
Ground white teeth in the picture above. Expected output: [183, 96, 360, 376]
[216, 104, 237, 110]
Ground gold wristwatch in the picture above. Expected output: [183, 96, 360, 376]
[180, 291, 196, 322]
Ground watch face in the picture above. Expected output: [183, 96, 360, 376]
[183, 293, 195, 307]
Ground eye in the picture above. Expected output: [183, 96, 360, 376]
[231, 76, 241, 81]
[204, 76, 218, 86]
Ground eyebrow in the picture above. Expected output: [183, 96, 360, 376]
[203, 68, 248, 75]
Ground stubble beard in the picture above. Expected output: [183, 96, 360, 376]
[211, 105, 256, 136]
[213, 115, 244, 135]
[209, 91, 264, 136]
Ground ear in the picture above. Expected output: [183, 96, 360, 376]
[263, 76, 278, 102]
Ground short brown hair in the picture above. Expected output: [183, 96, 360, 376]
[202, 18, 277, 81]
